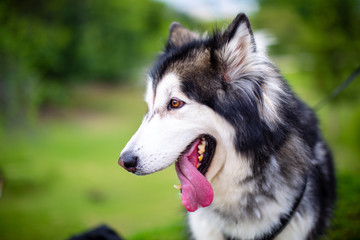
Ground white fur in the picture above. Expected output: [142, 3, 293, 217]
[121, 18, 314, 240]
[188, 154, 306, 239]
[122, 70, 311, 239]
[222, 21, 255, 81]
[188, 210, 225, 240]
[189, 192, 314, 240]
[144, 76, 154, 110]
[121, 73, 245, 177]
[221, 20, 287, 130]
[277, 211, 315, 240]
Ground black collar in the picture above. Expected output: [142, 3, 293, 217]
[224, 176, 308, 240]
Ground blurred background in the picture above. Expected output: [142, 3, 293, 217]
[0, 0, 359, 239]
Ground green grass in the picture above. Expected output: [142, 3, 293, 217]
[0, 79, 359, 239]
[0, 86, 183, 239]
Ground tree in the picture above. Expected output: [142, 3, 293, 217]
[255, 0, 360, 101]
[0, 0, 199, 128]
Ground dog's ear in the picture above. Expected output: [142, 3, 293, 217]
[166, 22, 200, 50]
[220, 13, 257, 82]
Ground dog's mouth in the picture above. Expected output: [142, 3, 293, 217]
[174, 134, 216, 212]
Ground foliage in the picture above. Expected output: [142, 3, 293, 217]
[254, 0, 360, 101]
[0, 0, 199, 128]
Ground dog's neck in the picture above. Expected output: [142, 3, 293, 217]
[207, 152, 307, 239]
[222, 175, 308, 240]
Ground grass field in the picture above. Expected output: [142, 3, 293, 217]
[0, 72, 359, 239]
[0, 86, 186, 239]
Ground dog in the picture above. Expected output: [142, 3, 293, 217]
[118, 13, 335, 240]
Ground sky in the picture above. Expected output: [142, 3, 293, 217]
[154, 0, 274, 52]
[155, 0, 259, 21]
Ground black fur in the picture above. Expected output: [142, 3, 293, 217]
[149, 13, 335, 239]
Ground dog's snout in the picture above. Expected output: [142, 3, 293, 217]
[118, 152, 138, 173]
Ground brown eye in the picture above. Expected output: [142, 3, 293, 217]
[169, 98, 185, 109]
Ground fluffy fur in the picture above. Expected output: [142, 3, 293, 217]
[119, 13, 335, 240]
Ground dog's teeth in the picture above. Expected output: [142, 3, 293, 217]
[198, 141, 206, 154]
[198, 147, 205, 155]
[198, 154, 203, 162]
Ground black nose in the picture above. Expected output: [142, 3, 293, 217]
[118, 152, 138, 173]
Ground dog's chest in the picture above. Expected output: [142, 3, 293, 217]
[194, 170, 295, 239]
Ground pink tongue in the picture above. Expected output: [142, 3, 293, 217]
[175, 153, 214, 212]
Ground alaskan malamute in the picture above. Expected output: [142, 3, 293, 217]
[119, 13, 335, 240]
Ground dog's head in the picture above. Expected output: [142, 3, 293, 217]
[119, 13, 287, 212]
